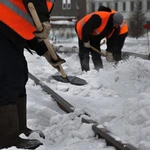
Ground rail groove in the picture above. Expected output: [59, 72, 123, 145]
[29, 72, 138, 150]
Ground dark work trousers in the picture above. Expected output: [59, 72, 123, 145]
[0, 32, 28, 106]
[117, 32, 128, 51]
[78, 36, 103, 71]
[113, 32, 128, 61]
[107, 32, 128, 61]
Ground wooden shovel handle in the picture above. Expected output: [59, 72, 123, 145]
[28, 2, 67, 78]
[90, 45, 106, 57]
[28, 2, 43, 32]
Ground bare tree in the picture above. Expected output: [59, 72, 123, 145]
[128, 0, 146, 38]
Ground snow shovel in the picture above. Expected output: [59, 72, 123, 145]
[28, 3, 87, 86]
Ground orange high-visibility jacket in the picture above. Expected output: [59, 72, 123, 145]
[76, 11, 114, 40]
[111, 10, 128, 35]
[108, 20, 128, 38]
[106, 10, 128, 39]
[46, 0, 54, 12]
[0, 0, 54, 40]
[119, 21, 128, 35]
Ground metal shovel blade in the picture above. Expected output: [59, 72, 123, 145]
[52, 75, 87, 86]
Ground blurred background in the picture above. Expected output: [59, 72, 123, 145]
[49, 0, 150, 43]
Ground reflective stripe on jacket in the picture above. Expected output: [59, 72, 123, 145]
[0, 0, 53, 40]
[76, 11, 113, 40]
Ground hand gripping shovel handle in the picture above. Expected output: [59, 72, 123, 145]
[90, 45, 106, 57]
[28, 2, 67, 78]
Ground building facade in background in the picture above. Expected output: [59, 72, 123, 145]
[50, 0, 150, 41]
[51, 0, 86, 21]
[51, 0, 150, 23]
[50, 0, 87, 42]
[92, 0, 150, 23]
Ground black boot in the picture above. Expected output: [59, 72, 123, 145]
[92, 58, 103, 70]
[79, 55, 90, 72]
[0, 104, 43, 149]
[16, 96, 45, 139]
[16, 96, 28, 134]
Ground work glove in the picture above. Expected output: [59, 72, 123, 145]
[34, 21, 51, 39]
[43, 50, 66, 69]
[84, 41, 91, 48]
[106, 51, 114, 62]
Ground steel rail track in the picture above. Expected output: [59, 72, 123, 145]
[55, 45, 150, 60]
[29, 72, 138, 150]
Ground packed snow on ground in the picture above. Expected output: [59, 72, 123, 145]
[4, 35, 150, 150]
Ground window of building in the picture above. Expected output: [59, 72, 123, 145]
[91, 2, 95, 11]
[107, 2, 110, 8]
[147, 0, 150, 10]
[138, 1, 142, 10]
[123, 2, 126, 11]
[67, 0, 71, 9]
[130, 1, 134, 11]
[76, 1, 79, 9]
[62, 0, 66, 9]
[115, 2, 118, 11]
[99, 2, 102, 7]
[147, 20, 150, 24]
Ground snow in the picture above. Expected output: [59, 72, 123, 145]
[3, 35, 150, 150]
[51, 20, 75, 25]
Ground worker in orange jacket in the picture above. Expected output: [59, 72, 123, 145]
[75, 9, 123, 71]
[98, 5, 128, 62]
[0, 0, 64, 149]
